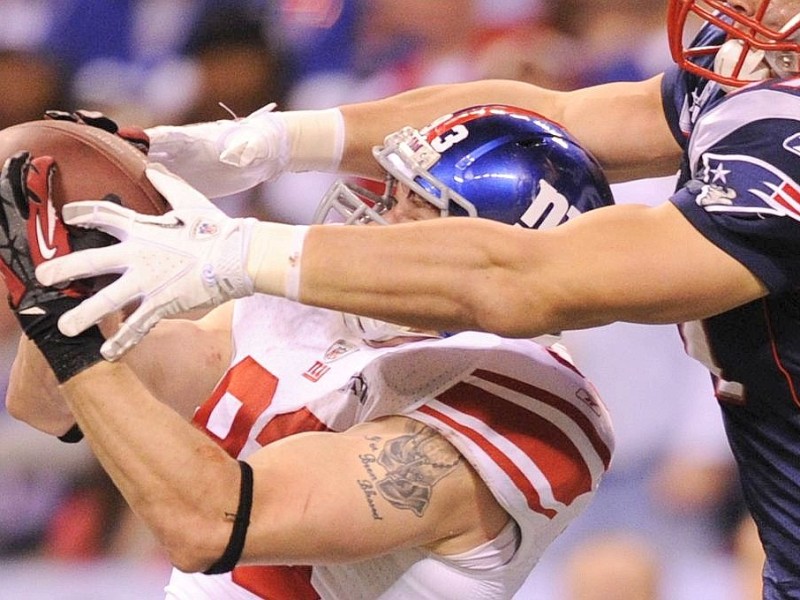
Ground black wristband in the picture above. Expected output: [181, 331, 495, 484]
[204, 460, 254, 575]
[57, 423, 84, 443]
[34, 324, 105, 384]
[17, 297, 105, 383]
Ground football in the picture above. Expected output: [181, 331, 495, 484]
[0, 118, 168, 215]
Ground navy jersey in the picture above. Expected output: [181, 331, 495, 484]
[662, 23, 800, 596]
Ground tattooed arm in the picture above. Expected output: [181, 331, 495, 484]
[242, 415, 510, 563]
[59, 346, 510, 572]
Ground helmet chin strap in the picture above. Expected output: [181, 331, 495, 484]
[713, 37, 800, 92]
[714, 39, 771, 91]
[340, 313, 440, 343]
[765, 47, 800, 78]
[341, 312, 564, 349]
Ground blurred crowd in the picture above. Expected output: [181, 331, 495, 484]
[0, 1, 764, 599]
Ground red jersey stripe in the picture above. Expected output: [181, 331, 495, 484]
[417, 402, 558, 519]
[256, 407, 332, 446]
[473, 369, 612, 468]
[233, 565, 319, 599]
[432, 381, 594, 506]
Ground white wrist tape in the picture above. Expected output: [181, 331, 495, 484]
[245, 222, 309, 300]
[281, 108, 345, 173]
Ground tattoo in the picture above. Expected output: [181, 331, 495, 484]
[356, 422, 461, 518]
[357, 478, 383, 521]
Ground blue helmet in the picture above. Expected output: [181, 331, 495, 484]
[314, 104, 614, 228]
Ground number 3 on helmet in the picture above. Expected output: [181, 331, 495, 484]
[314, 104, 614, 229]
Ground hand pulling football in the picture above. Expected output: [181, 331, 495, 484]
[0, 118, 167, 216]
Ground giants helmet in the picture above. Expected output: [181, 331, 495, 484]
[668, 0, 800, 89]
[314, 104, 613, 228]
[315, 104, 614, 343]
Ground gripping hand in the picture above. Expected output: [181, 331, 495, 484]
[36, 164, 256, 361]
[145, 103, 288, 198]
[0, 152, 106, 382]
[45, 109, 151, 155]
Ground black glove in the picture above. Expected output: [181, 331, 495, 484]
[0, 151, 106, 384]
[44, 109, 150, 155]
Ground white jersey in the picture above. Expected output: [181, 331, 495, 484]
[165, 295, 614, 600]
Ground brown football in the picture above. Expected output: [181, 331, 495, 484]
[0, 118, 168, 215]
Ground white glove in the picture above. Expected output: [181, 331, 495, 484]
[145, 103, 289, 198]
[36, 164, 255, 361]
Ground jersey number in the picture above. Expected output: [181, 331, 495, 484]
[192, 357, 330, 457]
[430, 124, 469, 153]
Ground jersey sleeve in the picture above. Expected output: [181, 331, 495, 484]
[669, 83, 800, 294]
[378, 340, 614, 580]
[412, 369, 611, 515]
[660, 23, 728, 150]
[374, 339, 615, 519]
[661, 64, 690, 149]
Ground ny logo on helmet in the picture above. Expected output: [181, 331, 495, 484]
[517, 179, 582, 229]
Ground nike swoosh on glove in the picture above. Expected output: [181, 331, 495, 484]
[36, 164, 256, 361]
[0, 152, 108, 383]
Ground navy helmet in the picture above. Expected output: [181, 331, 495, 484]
[314, 104, 614, 228]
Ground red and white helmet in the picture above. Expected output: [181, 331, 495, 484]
[668, 0, 800, 89]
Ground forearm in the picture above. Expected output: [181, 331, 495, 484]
[296, 218, 551, 337]
[6, 337, 75, 436]
[5, 315, 223, 434]
[339, 79, 565, 177]
[61, 361, 240, 572]
[337, 76, 680, 182]
[246, 217, 556, 337]
[250, 204, 767, 338]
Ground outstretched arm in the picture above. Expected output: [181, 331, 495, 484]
[148, 75, 681, 196]
[38, 175, 765, 356]
[296, 202, 767, 337]
[339, 75, 680, 182]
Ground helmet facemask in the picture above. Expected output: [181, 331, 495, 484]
[668, 0, 800, 89]
[313, 126, 477, 227]
[313, 176, 396, 226]
[312, 132, 454, 343]
[372, 126, 478, 218]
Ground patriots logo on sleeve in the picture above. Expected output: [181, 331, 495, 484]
[695, 151, 800, 221]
